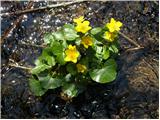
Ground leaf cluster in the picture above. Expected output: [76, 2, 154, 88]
[29, 22, 120, 100]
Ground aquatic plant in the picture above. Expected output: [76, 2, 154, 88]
[29, 17, 122, 101]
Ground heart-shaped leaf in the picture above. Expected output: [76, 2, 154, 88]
[89, 59, 117, 83]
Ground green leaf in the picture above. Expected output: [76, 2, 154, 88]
[65, 73, 72, 82]
[63, 24, 79, 41]
[38, 75, 63, 89]
[51, 41, 64, 55]
[109, 44, 119, 54]
[44, 33, 55, 44]
[46, 56, 56, 66]
[63, 24, 75, 29]
[91, 27, 102, 35]
[103, 46, 110, 60]
[66, 63, 77, 75]
[104, 59, 117, 69]
[95, 46, 103, 60]
[31, 64, 51, 74]
[29, 78, 46, 96]
[56, 52, 66, 65]
[35, 59, 42, 66]
[52, 31, 64, 41]
[75, 38, 81, 46]
[103, 49, 110, 60]
[62, 83, 78, 98]
[89, 59, 117, 83]
[96, 46, 103, 54]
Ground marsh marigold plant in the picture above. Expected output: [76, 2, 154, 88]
[29, 17, 123, 100]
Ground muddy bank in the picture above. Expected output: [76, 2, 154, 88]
[1, 1, 159, 118]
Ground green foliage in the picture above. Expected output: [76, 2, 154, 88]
[89, 59, 117, 83]
[31, 64, 51, 74]
[62, 83, 78, 98]
[91, 27, 102, 35]
[38, 75, 63, 89]
[29, 18, 121, 100]
[29, 78, 46, 96]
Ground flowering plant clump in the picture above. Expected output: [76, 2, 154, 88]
[29, 17, 123, 100]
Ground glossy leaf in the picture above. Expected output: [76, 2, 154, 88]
[89, 59, 117, 83]
[104, 59, 117, 69]
[109, 44, 119, 54]
[91, 27, 102, 35]
[62, 83, 78, 98]
[46, 56, 56, 66]
[44, 33, 54, 44]
[51, 41, 64, 55]
[29, 78, 46, 96]
[56, 52, 66, 65]
[31, 64, 51, 74]
[103, 46, 110, 60]
[38, 75, 63, 89]
[63, 24, 79, 41]
[52, 31, 64, 41]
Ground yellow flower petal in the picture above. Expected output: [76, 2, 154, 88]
[73, 16, 84, 24]
[106, 18, 123, 32]
[81, 36, 93, 49]
[111, 18, 116, 24]
[74, 19, 92, 34]
[64, 45, 80, 63]
[83, 21, 90, 26]
[104, 31, 117, 42]
[76, 63, 87, 73]
[117, 21, 123, 27]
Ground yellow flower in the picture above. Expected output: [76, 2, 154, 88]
[73, 16, 84, 24]
[76, 63, 87, 73]
[64, 45, 80, 63]
[73, 16, 92, 34]
[81, 36, 93, 48]
[75, 21, 92, 33]
[106, 18, 123, 32]
[104, 31, 117, 42]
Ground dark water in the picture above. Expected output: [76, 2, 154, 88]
[1, 1, 159, 119]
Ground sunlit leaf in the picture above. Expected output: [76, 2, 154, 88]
[91, 27, 102, 35]
[52, 31, 64, 41]
[63, 24, 79, 41]
[44, 33, 55, 44]
[62, 83, 78, 98]
[89, 59, 117, 83]
[31, 64, 51, 74]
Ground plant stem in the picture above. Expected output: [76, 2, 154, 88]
[8, 63, 32, 70]
[19, 42, 46, 48]
[118, 31, 141, 47]
[1, 0, 87, 17]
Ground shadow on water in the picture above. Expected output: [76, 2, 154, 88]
[1, 1, 159, 119]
